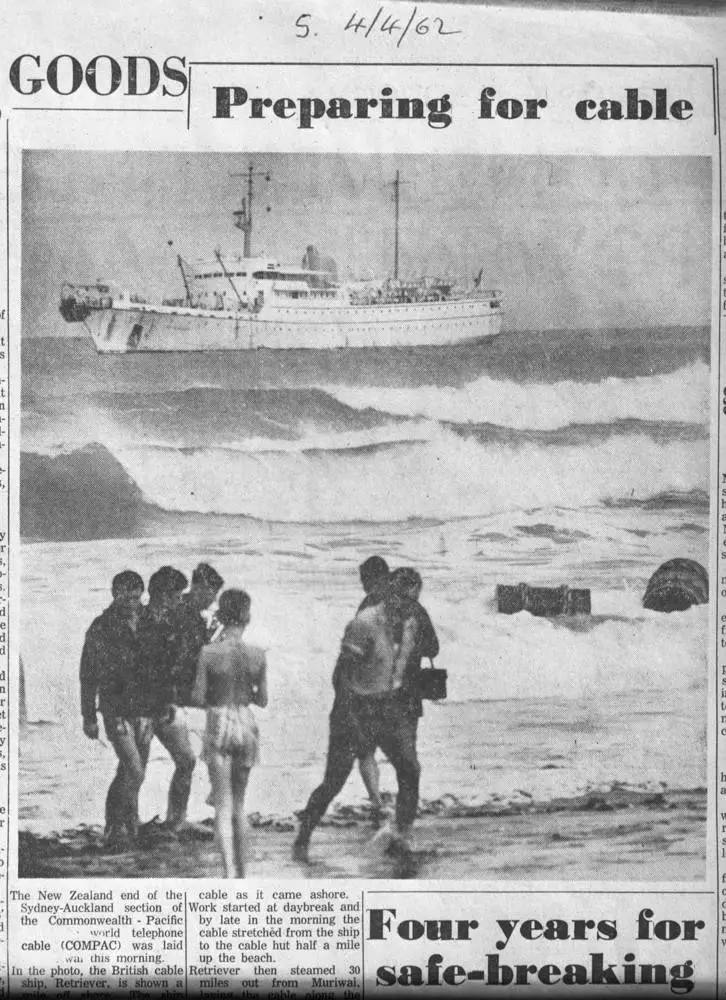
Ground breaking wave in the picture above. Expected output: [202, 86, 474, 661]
[109, 429, 706, 522]
[323, 361, 710, 430]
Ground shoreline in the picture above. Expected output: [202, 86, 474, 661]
[19, 788, 706, 882]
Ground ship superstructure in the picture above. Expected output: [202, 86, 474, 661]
[59, 166, 504, 353]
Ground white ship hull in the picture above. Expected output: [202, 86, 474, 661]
[85, 298, 503, 353]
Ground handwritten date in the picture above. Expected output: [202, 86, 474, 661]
[345, 6, 462, 47]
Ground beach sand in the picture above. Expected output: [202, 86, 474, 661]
[19, 788, 705, 882]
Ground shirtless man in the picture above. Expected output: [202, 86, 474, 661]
[294, 573, 424, 862]
[332, 555, 390, 825]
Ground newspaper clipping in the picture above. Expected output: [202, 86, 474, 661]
[1, 0, 724, 995]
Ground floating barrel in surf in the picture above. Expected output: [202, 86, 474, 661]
[642, 558, 709, 613]
[496, 583, 591, 617]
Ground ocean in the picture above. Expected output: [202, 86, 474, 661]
[19, 327, 710, 838]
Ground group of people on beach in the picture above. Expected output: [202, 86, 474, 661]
[80, 555, 439, 877]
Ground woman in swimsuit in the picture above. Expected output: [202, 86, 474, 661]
[192, 589, 267, 878]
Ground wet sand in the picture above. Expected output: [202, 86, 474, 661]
[18, 788, 705, 882]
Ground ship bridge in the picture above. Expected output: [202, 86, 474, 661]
[191, 254, 276, 282]
[186, 254, 338, 310]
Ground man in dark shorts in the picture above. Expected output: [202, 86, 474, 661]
[175, 562, 224, 707]
[80, 570, 150, 852]
[137, 566, 196, 833]
[331, 555, 390, 825]
[294, 571, 434, 862]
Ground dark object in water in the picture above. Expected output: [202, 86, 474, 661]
[496, 583, 591, 617]
[642, 558, 708, 613]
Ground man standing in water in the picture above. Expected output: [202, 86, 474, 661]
[138, 566, 196, 834]
[80, 570, 150, 852]
[294, 569, 434, 862]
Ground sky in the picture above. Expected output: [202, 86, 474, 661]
[21, 151, 712, 336]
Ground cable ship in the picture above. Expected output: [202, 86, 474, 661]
[59, 167, 504, 354]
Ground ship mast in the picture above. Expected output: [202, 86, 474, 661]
[386, 171, 407, 280]
[231, 163, 271, 258]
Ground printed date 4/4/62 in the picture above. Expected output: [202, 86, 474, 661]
[344, 6, 462, 47]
